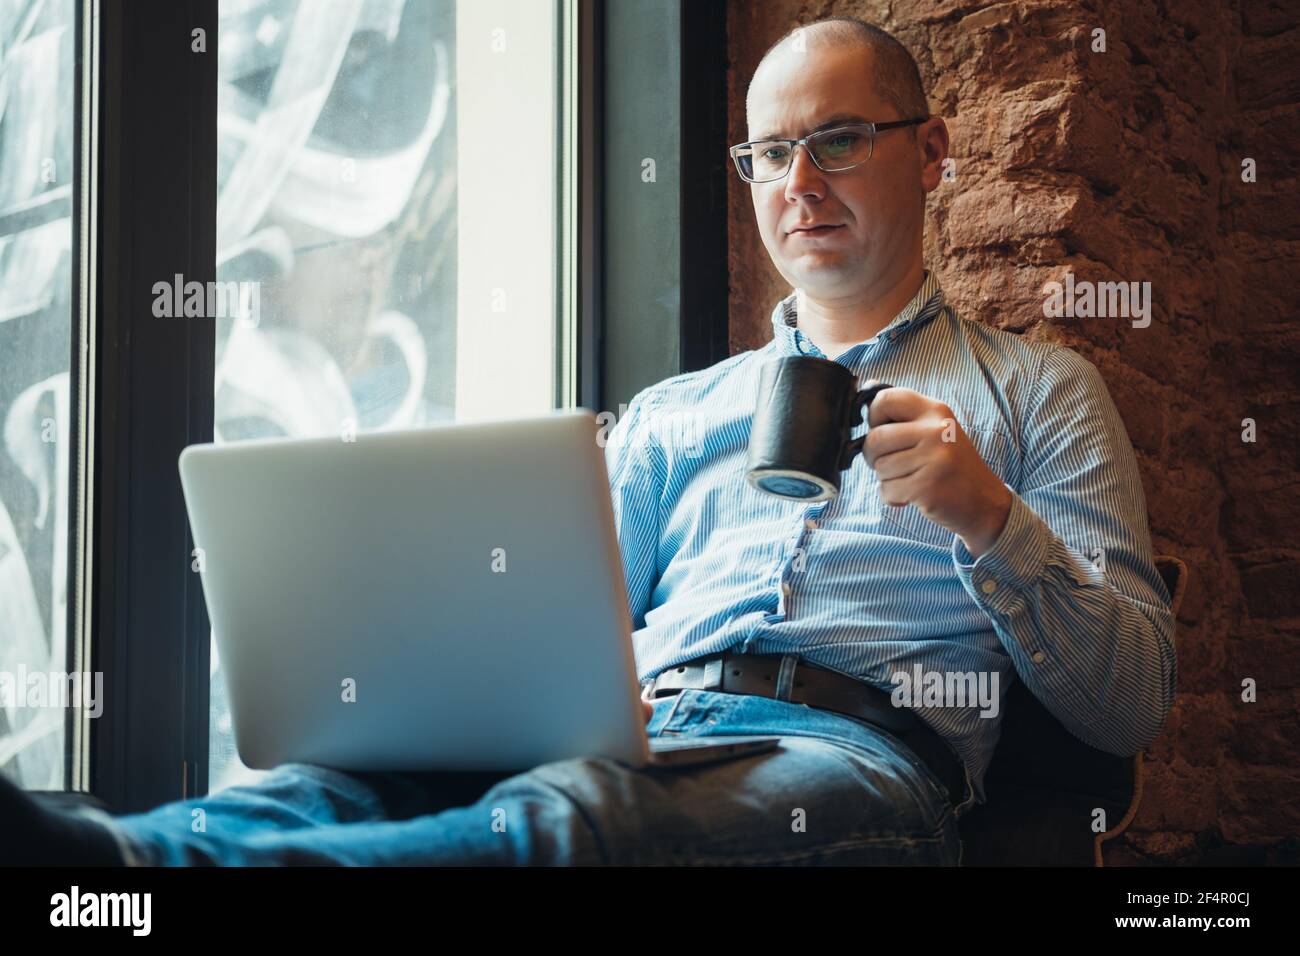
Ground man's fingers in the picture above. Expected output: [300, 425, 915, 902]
[879, 469, 925, 508]
[871, 445, 928, 482]
[862, 420, 924, 467]
[865, 384, 926, 427]
[642, 698, 654, 723]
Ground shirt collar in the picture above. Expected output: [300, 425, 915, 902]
[769, 269, 946, 358]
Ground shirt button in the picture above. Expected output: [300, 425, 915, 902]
[804, 518, 817, 530]
[980, 579, 998, 595]
[1031, 651, 1046, 664]
[781, 582, 792, 598]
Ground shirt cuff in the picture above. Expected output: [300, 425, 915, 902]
[952, 491, 1051, 616]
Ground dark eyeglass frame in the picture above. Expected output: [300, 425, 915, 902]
[729, 117, 929, 183]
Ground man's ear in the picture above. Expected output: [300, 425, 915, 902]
[917, 116, 951, 194]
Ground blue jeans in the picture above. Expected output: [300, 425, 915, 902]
[101, 689, 966, 865]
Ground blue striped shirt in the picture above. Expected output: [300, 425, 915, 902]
[604, 270, 1177, 810]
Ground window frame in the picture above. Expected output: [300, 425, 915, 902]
[598, 0, 729, 410]
[84, 0, 217, 812]
[57, 0, 728, 811]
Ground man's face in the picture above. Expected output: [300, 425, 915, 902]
[745, 43, 929, 300]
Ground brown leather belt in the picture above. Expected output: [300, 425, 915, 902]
[643, 649, 966, 806]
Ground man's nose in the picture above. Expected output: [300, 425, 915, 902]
[784, 145, 826, 201]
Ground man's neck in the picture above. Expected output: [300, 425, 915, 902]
[795, 261, 926, 359]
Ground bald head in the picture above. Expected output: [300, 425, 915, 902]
[746, 17, 928, 124]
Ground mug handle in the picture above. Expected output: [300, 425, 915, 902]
[838, 382, 893, 470]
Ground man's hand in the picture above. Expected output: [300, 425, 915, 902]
[642, 698, 653, 723]
[861, 383, 1013, 558]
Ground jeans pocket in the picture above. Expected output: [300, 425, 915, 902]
[646, 690, 687, 737]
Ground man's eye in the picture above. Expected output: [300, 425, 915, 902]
[824, 133, 860, 152]
[761, 145, 789, 160]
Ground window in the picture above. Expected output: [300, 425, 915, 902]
[210, 0, 563, 791]
[1, 0, 713, 807]
[0, 0, 78, 790]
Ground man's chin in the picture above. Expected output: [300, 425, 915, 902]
[783, 259, 857, 296]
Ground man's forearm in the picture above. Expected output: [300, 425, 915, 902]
[954, 493, 1177, 756]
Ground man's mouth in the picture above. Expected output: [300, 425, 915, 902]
[789, 224, 844, 237]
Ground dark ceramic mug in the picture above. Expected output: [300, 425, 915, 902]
[745, 355, 892, 502]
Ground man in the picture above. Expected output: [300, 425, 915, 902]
[0, 16, 1174, 866]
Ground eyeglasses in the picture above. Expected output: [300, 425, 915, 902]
[729, 118, 928, 184]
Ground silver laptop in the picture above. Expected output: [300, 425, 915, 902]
[178, 409, 780, 774]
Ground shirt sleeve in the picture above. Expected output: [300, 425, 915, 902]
[603, 390, 666, 631]
[951, 346, 1178, 756]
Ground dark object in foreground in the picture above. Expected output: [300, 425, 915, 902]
[0, 773, 124, 867]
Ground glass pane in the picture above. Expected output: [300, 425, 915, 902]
[211, 0, 560, 792]
[0, 0, 77, 790]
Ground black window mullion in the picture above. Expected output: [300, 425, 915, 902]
[577, 0, 605, 412]
[678, 0, 729, 374]
[91, 0, 217, 813]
